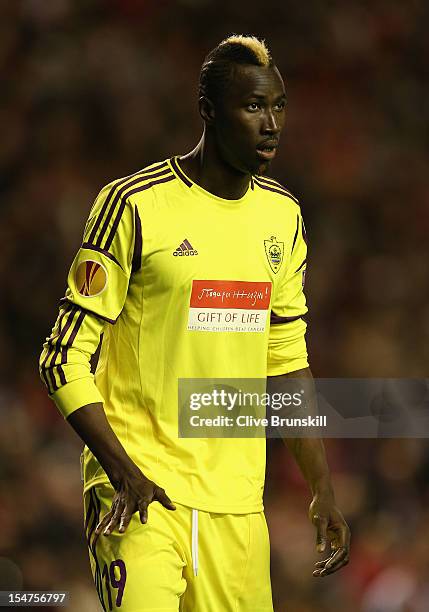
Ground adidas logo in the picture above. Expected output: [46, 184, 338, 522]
[173, 238, 198, 256]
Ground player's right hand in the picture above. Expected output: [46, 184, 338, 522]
[94, 469, 176, 539]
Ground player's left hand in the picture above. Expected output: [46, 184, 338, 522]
[309, 494, 350, 577]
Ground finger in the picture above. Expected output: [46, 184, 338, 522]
[323, 546, 348, 571]
[313, 515, 328, 553]
[313, 554, 335, 576]
[315, 556, 349, 577]
[337, 524, 351, 549]
[104, 499, 125, 535]
[118, 507, 134, 533]
[95, 511, 113, 535]
[93, 511, 114, 546]
[155, 487, 176, 511]
[316, 547, 349, 576]
[138, 500, 149, 524]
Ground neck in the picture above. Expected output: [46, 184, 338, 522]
[178, 130, 251, 200]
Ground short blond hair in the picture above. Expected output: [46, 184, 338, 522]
[219, 35, 271, 66]
[199, 34, 275, 102]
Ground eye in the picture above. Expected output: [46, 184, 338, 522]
[247, 102, 261, 112]
[274, 101, 286, 111]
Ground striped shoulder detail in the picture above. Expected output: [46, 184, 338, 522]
[58, 297, 116, 324]
[87, 160, 176, 251]
[40, 303, 87, 394]
[253, 175, 299, 204]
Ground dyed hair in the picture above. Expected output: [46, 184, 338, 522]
[199, 35, 274, 103]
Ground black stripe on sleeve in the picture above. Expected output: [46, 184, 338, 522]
[124, 174, 175, 200]
[302, 216, 307, 244]
[57, 364, 67, 386]
[270, 311, 304, 325]
[132, 205, 143, 274]
[58, 297, 117, 325]
[81, 243, 123, 269]
[295, 258, 306, 273]
[41, 305, 75, 393]
[103, 197, 127, 252]
[104, 173, 175, 254]
[42, 306, 88, 392]
[291, 214, 299, 253]
[96, 167, 172, 250]
[40, 305, 70, 388]
[56, 319, 84, 389]
[87, 161, 168, 245]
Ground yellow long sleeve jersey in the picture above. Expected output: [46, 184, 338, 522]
[40, 157, 308, 513]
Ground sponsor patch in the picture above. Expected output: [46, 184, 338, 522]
[264, 236, 284, 274]
[75, 260, 107, 297]
[188, 280, 272, 332]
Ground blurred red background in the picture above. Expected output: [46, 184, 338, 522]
[0, 1, 428, 610]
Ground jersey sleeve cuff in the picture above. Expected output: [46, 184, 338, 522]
[267, 357, 309, 377]
[51, 377, 104, 419]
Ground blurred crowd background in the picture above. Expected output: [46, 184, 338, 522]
[0, 0, 428, 610]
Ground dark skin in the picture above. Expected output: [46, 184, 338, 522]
[68, 403, 176, 540]
[67, 62, 350, 576]
[272, 368, 350, 577]
[180, 64, 286, 198]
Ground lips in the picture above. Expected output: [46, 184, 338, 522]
[256, 146, 277, 161]
[256, 140, 279, 161]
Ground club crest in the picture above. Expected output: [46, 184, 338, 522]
[264, 236, 284, 274]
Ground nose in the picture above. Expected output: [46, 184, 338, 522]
[262, 109, 281, 135]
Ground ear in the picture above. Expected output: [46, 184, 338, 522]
[199, 96, 215, 124]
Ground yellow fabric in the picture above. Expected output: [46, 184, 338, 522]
[84, 483, 273, 612]
[267, 318, 308, 376]
[40, 157, 308, 514]
[53, 377, 104, 417]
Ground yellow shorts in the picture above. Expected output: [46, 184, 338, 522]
[84, 484, 273, 611]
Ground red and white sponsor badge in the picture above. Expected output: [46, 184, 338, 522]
[188, 280, 272, 333]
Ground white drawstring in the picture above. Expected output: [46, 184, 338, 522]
[191, 509, 199, 576]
